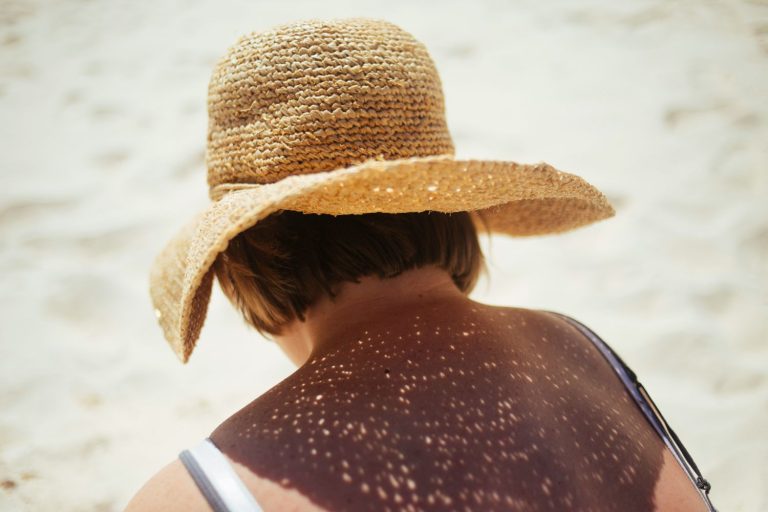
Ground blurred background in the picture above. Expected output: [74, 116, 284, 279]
[1, 0, 766, 510]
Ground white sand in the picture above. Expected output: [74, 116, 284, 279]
[1, 1, 766, 510]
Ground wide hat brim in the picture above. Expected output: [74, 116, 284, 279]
[149, 154, 615, 363]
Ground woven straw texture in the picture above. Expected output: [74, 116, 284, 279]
[149, 17, 615, 363]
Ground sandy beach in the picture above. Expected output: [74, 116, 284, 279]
[1, 0, 766, 510]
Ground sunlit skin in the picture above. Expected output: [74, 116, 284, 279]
[199, 265, 709, 511]
[125, 264, 709, 511]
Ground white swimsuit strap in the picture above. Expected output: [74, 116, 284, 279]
[179, 438, 263, 512]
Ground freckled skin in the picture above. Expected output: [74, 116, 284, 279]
[211, 303, 683, 511]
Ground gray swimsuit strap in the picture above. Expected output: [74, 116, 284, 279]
[542, 310, 718, 512]
[179, 438, 263, 512]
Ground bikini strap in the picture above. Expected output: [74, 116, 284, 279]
[179, 438, 264, 512]
[540, 310, 718, 512]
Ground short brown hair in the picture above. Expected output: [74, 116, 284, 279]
[213, 210, 488, 337]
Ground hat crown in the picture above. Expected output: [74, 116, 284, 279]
[205, 18, 455, 194]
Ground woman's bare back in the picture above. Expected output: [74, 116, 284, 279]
[210, 303, 708, 511]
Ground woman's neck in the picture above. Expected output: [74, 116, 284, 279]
[274, 266, 474, 366]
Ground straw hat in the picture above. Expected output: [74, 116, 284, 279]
[149, 17, 616, 363]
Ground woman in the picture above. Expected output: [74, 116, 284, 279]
[126, 17, 716, 511]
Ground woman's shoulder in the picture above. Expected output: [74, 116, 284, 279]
[123, 454, 329, 512]
[123, 458, 211, 512]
